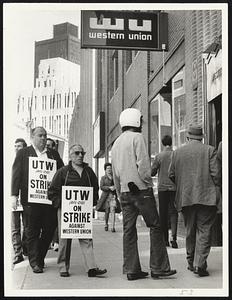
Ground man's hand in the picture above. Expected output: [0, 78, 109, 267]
[11, 195, 19, 210]
[109, 186, 116, 191]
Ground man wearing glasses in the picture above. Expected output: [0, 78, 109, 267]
[48, 144, 107, 278]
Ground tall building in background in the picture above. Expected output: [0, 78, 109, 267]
[34, 22, 80, 86]
[17, 57, 80, 163]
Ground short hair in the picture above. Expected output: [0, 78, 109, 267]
[15, 138, 27, 148]
[162, 135, 172, 146]
[69, 144, 84, 152]
[31, 126, 46, 136]
[47, 138, 56, 148]
[104, 162, 112, 170]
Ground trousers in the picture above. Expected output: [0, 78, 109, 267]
[158, 191, 178, 243]
[11, 211, 27, 258]
[57, 208, 97, 273]
[120, 188, 171, 274]
[182, 204, 217, 269]
[23, 205, 57, 268]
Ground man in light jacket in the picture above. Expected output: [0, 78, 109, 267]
[111, 108, 176, 281]
[168, 125, 218, 277]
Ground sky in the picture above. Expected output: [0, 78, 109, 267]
[3, 3, 82, 167]
[4, 4, 81, 100]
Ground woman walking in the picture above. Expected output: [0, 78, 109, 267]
[96, 163, 118, 232]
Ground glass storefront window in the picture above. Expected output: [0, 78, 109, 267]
[172, 67, 187, 149]
[149, 93, 172, 196]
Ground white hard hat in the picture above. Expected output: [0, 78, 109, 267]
[119, 108, 142, 128]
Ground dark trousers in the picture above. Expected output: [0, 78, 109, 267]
[182, 204, 217, 269]
[23, 205, 57, 268]
[11, 211, 27, 259]
[121, 188, 171, 274]
[158, 191, 178, 243]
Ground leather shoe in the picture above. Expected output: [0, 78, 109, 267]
[187, 263, 194, 272]
[171, 240, 178, 249]
[33, 265, 43, 273]
[194, 267, 209, 277]
[88, 268, 107, 277]
[151, 269, 177, 278]
[127, 271, 149, 281]
[60, 271, 70, 277]
[13, 255, 24, 265]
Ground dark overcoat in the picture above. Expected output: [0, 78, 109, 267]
[96, 175, 113, 212]
[11, 145, 64, 206]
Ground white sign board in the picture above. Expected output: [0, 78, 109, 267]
[28, 157, 57, 205]
[61, 186, 93, 239]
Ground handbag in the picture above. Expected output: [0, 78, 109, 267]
[115, 197, 122, 214]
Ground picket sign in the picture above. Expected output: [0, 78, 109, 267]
[28, 157, 57, 205]
[61, 186, 93, 239]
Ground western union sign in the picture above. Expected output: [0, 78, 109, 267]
[81, 11, 168, 51]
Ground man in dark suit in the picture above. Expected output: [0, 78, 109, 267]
[11, 127, 64, 273]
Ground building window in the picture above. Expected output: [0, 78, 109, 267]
[125, 50, 133, 71]
[64, 115, 66, 135]
[34, 96, 37, 110]
[59, 115, 61, 135]
[113, 51, 119, 91]
[67, 94, 70, 107]
[172, 67, 186, 148]
[44, 81, 47, 87]
[174, 79, 183, 90]
[149, 97, 159, 162]
[67, 115, 69, 135]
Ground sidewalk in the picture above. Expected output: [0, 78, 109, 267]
[10, 219, 224, 296]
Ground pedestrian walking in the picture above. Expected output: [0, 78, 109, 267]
[168, 125, 218, 277]
[96, 163, 120, 232]
[46, 138, 62, 252]
[11, 126, 64, 273]
[111, 108, 176, 281]
[11, 138, 28, 264]
[48, 144, 107, 278]
[151, 135, 178, 248]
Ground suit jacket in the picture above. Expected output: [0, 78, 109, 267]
[11, 145, 64, 206]
[168, 140, 217, 212]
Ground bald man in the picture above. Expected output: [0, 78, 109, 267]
[11, 127, 64, 273]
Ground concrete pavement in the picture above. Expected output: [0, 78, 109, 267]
[9, 218, 225, 297]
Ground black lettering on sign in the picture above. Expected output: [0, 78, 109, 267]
[80, 190, 90, 201]
[45, 161, 54, 171]
[63, 212, 69, 222]
[30, 179, 35, 188]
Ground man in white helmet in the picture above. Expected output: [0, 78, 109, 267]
[111, 108, 176, 280]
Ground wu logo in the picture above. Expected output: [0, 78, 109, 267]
[90, 17, 152, 32]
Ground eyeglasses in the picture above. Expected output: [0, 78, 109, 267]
[73, 151, 86, 156]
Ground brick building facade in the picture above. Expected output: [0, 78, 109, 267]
[34, 22, 81, 86]
[69, 10, 224, 243]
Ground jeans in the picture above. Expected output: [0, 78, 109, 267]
[57, 208, 97, 273]
[158, 191, 178, 243]
[182, 204, 217, 269]
[11, 211, 27, 259]
[120, 188, 171, 274]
